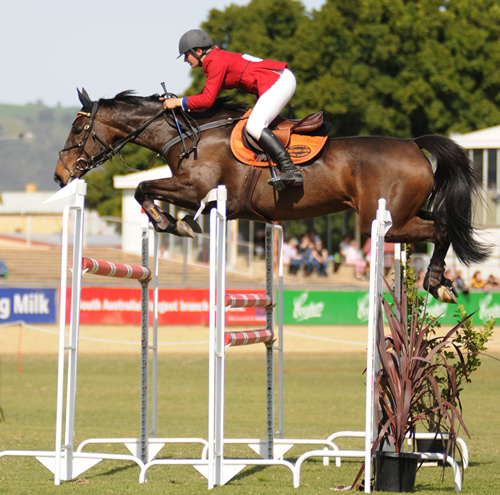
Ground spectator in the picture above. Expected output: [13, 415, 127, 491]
[283, 237, 302, 275]
[298, 232, 313, 255]
[470, 270, 491, 291]
[416, 269, 425, 289]
[300, 234, 315, 274]
[453, 270, 469, 295]
[487, 274, 500, 287]
[339, 235, 351, 261]
[306, 239, 329, 276]
[343, 239, 368, 279]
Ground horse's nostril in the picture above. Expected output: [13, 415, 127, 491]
[54, 173, 64, 188]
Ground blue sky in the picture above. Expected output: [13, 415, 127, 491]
[1, 0, 325, 107]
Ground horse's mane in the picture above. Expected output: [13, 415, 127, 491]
[98, 91, 249, 116]
[99, 90, 156, 108]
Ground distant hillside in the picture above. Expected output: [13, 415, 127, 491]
[0, 103, 79, 191]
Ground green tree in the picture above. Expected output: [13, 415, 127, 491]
[196, 0, 500, 137]
[293, 0, 500, 136]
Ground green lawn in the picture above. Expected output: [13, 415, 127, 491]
[0, 351, 499, 494]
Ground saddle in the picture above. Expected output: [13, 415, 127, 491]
[230, 110, 330, 167]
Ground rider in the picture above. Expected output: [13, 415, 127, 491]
[162, 28, 303, 188]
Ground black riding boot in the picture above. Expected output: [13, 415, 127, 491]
[258, 128, 303, 187]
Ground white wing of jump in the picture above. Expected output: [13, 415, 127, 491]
[44, 178, 87, 204]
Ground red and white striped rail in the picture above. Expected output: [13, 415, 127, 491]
[225, 294, 273, 308]
[82, 257, 152, 282]
[224, 328, 274, 347]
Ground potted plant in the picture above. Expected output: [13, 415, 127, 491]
[370, 282, 471, 492]
[405, 263, 496, 460]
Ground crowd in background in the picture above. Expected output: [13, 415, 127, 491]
[283, 231, 500, 289]
[283, 232, 370, 279]
[283, 231, 330, 277]
[416, 268, 500, 294]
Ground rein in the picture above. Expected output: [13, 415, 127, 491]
[160, 116, 245, 160]
[58, 102, 168, 177]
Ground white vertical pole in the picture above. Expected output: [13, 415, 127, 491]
[207, 206, 217, 489]
[151, 226, 159, 439]
[364, 198, 392, 493]
[139, 218, 150, 464]
[55, 180, 87, 484]
[207, 186, 227, 488]
[214, 185, 227, 485]
[273, 225, 285, 439]
[394, 244, 401, 303]
[54, 204, 71, 485]
[264, 225, 274, 459]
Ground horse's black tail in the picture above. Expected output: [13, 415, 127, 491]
[413, 134, 492, 266]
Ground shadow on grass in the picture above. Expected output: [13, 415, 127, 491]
[85, 461, 139, 479]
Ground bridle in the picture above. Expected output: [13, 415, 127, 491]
[58, 100, 168, 178]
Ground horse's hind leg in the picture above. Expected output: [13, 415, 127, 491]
[424, 242, 458, 304]
[363, 211, 457, 304]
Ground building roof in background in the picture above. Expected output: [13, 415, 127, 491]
[451, 125, 500, 149]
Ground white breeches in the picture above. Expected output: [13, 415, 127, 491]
[246, 68, 296, 141]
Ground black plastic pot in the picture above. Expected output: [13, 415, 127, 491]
[374, 451, 420, 492]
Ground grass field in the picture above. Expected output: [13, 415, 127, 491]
[0, 323, 499, 494]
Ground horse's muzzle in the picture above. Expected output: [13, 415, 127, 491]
[54, 172, 66, 188]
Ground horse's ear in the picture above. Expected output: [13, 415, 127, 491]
[77, 87, 92, 110]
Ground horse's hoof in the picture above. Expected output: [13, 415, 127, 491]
[182, 215, 203, 234]
[175, 219, 196, 238]
[436, 285, 458, 304]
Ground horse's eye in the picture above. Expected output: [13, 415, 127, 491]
[72, 126, 83, 136]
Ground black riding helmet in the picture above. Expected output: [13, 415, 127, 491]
[178, 29, 213, 66]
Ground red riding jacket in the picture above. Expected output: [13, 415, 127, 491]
[183, 47, 287, 112]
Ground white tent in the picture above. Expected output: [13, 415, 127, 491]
[451, 125, 500, 149]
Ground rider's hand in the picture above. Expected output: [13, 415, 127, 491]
[160, 97, 182, 110]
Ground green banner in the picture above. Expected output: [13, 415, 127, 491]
[282, 290, 500, 325]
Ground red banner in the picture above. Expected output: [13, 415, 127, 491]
[68, 287, 267, 325]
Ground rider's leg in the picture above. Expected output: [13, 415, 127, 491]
[247, 69, 303, 187]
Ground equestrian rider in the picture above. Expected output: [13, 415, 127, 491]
[162, 29, 303, 188]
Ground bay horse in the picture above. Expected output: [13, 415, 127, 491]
[54, 89, 491, 304]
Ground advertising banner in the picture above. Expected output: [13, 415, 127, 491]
[72, 287, 267, 326]
[282, 290, 500, 326]
[0, 288, 57, 324]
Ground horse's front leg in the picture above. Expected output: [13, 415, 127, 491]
[135, 178, 202, 238]
[423, 241, 457, 304]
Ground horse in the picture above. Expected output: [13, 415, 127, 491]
[54, 88, 491, 304]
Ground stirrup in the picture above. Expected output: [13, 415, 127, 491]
[281, 167, 304, 184]
[267, 171, 303, 190]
